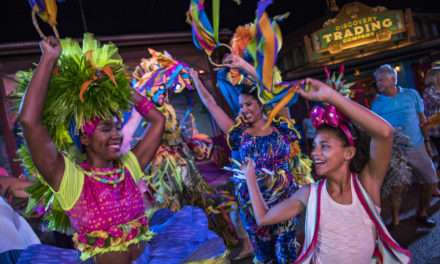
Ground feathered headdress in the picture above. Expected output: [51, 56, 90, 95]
[324, 64, 354, 98]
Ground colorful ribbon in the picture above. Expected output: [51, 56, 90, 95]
[132, 49, 193, 105]
[187, 0, 217, 55]
[28, 0, 59, 27]
[254, 0, 284, 94]
[264, 81, 300, 128]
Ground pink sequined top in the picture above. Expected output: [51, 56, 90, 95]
[66, 166, 145, 234]
[55, 152, 154, 260]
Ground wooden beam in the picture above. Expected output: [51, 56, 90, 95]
[304, 35, 314, 64]
[405, 8, 417, 40]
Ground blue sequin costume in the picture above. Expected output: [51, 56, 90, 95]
[228, 117, 300, 263]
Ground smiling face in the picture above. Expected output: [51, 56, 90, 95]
[81, 117, 123, 162]
[311, 128, 355, 178]
[238, 93, 263, 125]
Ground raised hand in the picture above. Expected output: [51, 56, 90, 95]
[222, 54, 246, 69]
[222, 54, 257, 78]
[297, 78, 336, 103]
[40, 36, 61, 62]
[243, 158, 256, 182]
[188, 68, 200, 84]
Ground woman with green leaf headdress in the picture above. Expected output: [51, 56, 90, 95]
[17, 35, 228, 264]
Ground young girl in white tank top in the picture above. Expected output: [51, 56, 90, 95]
[244, 78, 411, 263]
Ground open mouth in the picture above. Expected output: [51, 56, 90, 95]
[313, 160, 326, 168]
[108, 141, 121, 152]
[243, 113, 252, 120]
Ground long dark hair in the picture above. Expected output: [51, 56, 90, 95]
[316, 124, 370, 173]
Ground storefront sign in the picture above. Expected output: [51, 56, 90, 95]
[311, 6, 406, 54]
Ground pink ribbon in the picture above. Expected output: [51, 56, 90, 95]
[81, 117, 101, 137]
[310, 105, 355, 146]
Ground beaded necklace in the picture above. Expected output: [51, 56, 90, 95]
[82, 163, 125, 187]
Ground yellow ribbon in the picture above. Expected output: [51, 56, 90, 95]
[259, 12, 276, 93]
[264, 84, 299, 128]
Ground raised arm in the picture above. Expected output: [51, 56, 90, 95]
[222, 54, 258, 81]
[222, 54, 291, 119]
[131, 91, 165, 169]
[18, 37, 65, 191]
[245, 160, 305, 226]
[189, 69, 234, 134]
[299, 79, 393, 204]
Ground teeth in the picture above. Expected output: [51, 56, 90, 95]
[109, 144, 120, 149]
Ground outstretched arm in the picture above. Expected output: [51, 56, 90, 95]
[189, 69, 234, 134]
[299, 79, 393, 205]
[245, 160, 305, 226]
[131, 91, 165, 169]
[18, 37, 65, 191]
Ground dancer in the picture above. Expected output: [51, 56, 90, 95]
[18, 36, 227, 264]
[190, 68, 312, 263]
[244, 78, 411, 263]
[123, 49, 238, 247]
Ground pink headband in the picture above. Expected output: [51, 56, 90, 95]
[81, 117, 101, 137]
[310, 105, 355, 146]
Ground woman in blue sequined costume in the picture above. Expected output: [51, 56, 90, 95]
[190, 68, 312, 263]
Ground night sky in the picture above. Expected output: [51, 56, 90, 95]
[2, 0, 440, 44]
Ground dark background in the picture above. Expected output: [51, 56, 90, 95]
[2, 0, 440, 44]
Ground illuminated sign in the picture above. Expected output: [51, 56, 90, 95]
[312, 10, 406, 54]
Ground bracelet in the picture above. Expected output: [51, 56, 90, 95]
[135, 97, 155, 117]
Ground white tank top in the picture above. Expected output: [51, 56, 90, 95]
[314, 178, 377, 264]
